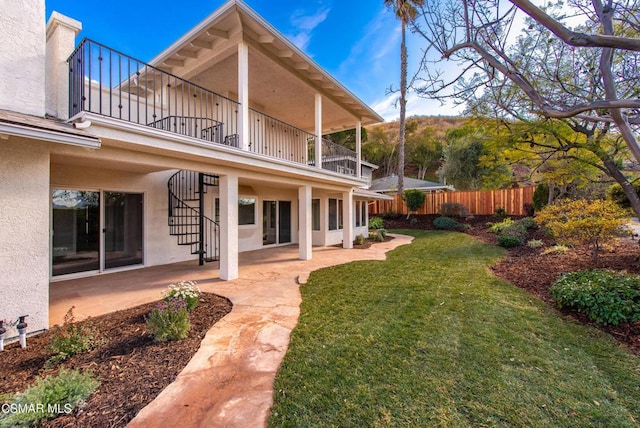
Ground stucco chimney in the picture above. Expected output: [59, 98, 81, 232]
[46, 12, 82, 119]
[0, 0, 46, 116]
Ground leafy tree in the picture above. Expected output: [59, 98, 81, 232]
[608, 180, 640, 209]
[410, 1, 640, 215]
[324, 128, 368, 152]
[362, 127, 397, 177]
[407, 126, 443, 180]
[535, 199, 629, 265]
[403, 189, 426, 218]
[385, 0, 424, 195]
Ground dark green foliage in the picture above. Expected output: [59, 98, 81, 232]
[368, 217, 384, 229]
[494, 206, 508, 218]
[0, 369, 98, 427]
[403, 189, 426, 214]
[607, 181, 640, 209]
[497, 235, 523, 248]
[440, 202, 468, 217]
[146, 297, 191, 342]
[533, 183, 549, 211]
[355, 235, 366, 245]
[433, 216, 462, 230]
[551, 270, 640, 326]
[519, 217, 536, 230]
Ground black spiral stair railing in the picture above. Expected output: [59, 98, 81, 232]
[168, 170, 220, 265]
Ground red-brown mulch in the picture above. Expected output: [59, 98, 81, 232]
[0, 293, 232, 427]
[384, 214, 640, 356]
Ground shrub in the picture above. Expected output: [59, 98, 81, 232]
[164, 280, 201, 311]
[607, 181, 640, 209]
[527, 239, 544, 248]
[378, 229, 387, 238]
[497, 235, 523, 248]
[535, 199, 629, 265]
[440, 202, 468, 217]
[409, 218, 418, 226]
[0, 369, 98, 427]
[542, 244, 569, 255]
[49, 307, 100, 365]
[533, 183, 549, 211]
[523, 203, 535, 216]
[433, 216, 462, 230]
[519, 217, 536, 230]
[374, 232, 385, 242]
[403, 189, 426, 218]
[355, 234, 366, 245]
[146, 297, 191, 342]
[551, 270, 640, 326]
[368, 217, 384, 230]
[494, 206, 508, 218]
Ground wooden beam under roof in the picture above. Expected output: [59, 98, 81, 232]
[190, 39, 213, 49]
[164, 58, 185, 67]
[206, 28, 229, 39]
[258, 34, 275, 43]
[177, 50, 198, 58]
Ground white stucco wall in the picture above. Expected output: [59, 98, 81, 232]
[0, 0, 46, 116]
[50, 165, 195, 268]
[0, 139, 51, 335]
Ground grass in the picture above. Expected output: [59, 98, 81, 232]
[270, 231, 640, 427]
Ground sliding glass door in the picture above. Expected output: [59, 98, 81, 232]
[263, 200, 291, 246]
[52, 189, 143, 276]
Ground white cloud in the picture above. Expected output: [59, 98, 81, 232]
[287, 7, 331, 51]
[371, 90, 464, 122]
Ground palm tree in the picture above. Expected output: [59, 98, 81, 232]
[384, 0, 423, 195]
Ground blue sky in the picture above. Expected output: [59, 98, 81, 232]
[45, 0, 461, 121]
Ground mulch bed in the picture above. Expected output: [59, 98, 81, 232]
[0, 293, 232, 427]
[385, 214, 640, 356]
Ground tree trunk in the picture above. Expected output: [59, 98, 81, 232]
[398, 23, 407, 196]
[601, 157, 640, 219]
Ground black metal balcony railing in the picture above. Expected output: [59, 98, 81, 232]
[67, 38, 361, 177]
[68, 39, 238, 141]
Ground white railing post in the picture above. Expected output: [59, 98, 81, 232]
[315, 93, 322, 170]
[238, 42, 249, 151]
[356, 120, 362, 179]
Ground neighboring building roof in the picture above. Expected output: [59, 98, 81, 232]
[147, 0, 384, 132]
[369, 175, 454, 193]
[353, 188, 394, 201]
[0, 109, 100, 148]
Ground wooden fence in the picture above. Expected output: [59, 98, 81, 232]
[370, 186, 536, 216]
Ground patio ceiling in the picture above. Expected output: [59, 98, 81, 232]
[147, 0, 383, 133]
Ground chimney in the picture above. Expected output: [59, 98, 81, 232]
[46, 12, 82, 119]
[0, 0, 46, 116]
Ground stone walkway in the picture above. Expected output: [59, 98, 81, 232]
[68, 236, 412, 427]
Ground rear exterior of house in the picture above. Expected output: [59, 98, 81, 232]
[0, 0, 386, 335]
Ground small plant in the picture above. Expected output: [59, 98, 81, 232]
[355, 234, 366, 245]
[0, 369, 98, 427]
[378, 229, 387, 238]
[551, 270, 640, 326]
[409, 218, 418, 226]
[374, 232, 385, 242]
[527, 239, 544, 248]
[433, 216, 462, 230]
[494, 206, 508, 218]
[519, 217, 536, 230]
[164, 280, 201, 311]
[368, 217, 384, 230]
[440, 202, 468, 217]
[48, 307, 100, 365]
[146, 297, 191, 342]
[487, 218, 515, 233]
[497, 235, 523, 248]
[542, 244, 569, 255]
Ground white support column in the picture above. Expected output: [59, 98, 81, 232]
[314, 93, 322, 170]
[342, 190, 354, 249]
[237, 42, 249, 151]
[298, 185, 313, 260]
[219, 174, 239, 280]
[356, 120, 362, 179]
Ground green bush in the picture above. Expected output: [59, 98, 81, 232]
[355, 234, 366, 245]
[374, 232, 385, 242]
[146, 297, 191, 342]
[494, 206, 508, 218]
[0, 369, 98, 427]
[533, 183, 549, 211]
[368, 217, 384, 230]
[163, 280, 201, 311]
[433, 216, 462, 230]
[519, 217, 536, 230]
[49, 307, 100, 365]
[551, 270, 640, 326]
[379, 229, 387, 238]
[497, 235, 523, 248]
[403, 189, 426, 216]
[440, 202, 468, 217]
[607, 181, 640, 209]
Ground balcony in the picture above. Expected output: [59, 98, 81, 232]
[68, 39, 360, 177]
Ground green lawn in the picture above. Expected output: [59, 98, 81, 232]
[269, 231, 640, 427]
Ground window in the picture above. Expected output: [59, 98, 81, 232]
[361, 201, 367, 227]
[238, 197, 256, 225]
[328, 198, 343, 231]
[312, 199, 320, 231]
[355, 200, 362, 227]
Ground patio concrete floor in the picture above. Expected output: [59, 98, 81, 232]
[49, 235, 413, 427]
